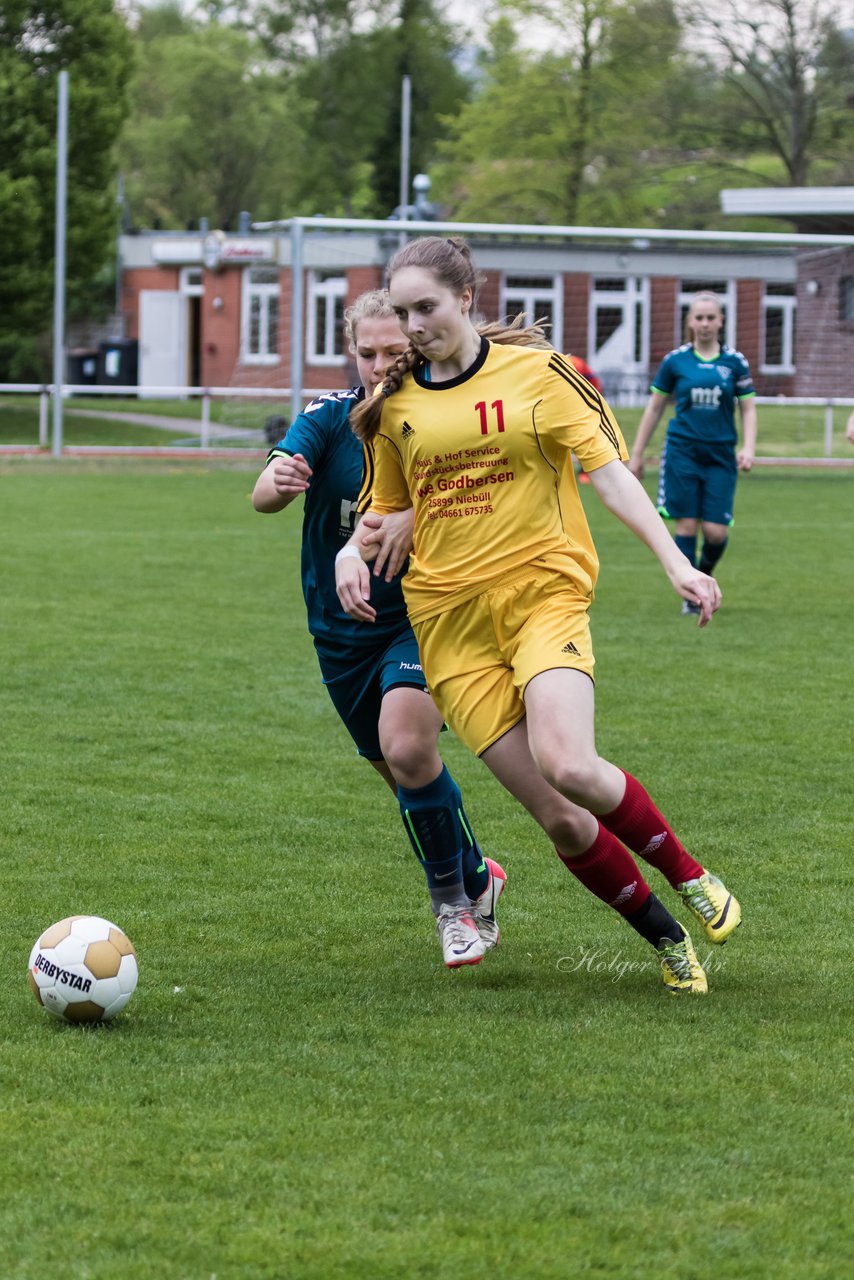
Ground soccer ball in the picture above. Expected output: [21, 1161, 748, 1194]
[28, 915, 139, 1024]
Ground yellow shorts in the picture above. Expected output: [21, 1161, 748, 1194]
[412, 566, 595, 757]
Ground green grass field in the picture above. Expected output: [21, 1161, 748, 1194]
[1, 461, 851, 1279]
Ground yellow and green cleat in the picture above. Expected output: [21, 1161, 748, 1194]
[657, 932, 708, 995]
[678, 871, 742, 945]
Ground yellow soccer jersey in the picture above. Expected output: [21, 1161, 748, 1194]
[356, 338, 628, 623]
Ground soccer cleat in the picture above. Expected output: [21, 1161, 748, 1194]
[657, 931, 708, 995]
[681, 599, 701, 616]
[678, 870, 742, 944]
[435, 904, 487, 969]
[471, 857, 507, 950]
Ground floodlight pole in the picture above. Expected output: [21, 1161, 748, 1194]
[399, 75, 412, 221]
[397, 75, 412, 249]
[51, 69, 69, 459]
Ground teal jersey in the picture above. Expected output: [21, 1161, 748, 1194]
[268, 389, 410, 657]
[651, 344, 755, 445]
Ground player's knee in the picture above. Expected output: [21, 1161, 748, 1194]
[537, 802, 593, 852]
[536, 753, 600, 807]
[380, 729, 439, 789]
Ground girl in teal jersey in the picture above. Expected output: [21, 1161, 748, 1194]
[253, 291, 505, 968]
[629, 291, 758, 615]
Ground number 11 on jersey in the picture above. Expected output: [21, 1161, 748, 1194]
[475, 400, 505, 435]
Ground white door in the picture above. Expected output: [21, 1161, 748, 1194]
[588, 276, 650, 402]
[139, 290, 186, 393]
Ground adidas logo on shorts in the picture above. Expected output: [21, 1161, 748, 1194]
[561, 641, 580, 655]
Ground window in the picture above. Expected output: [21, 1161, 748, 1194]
[762, 283, 796, 373]
[677, 279, 736, 347]
[501, 274, 562, 350]
[839, 277, 854, 322]
[307, 271, 347, 364]
[242, 267, 280, 363]
[588, 277, 649, 385]
[180, 267, 203, 296]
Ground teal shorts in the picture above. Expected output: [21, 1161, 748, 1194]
[657, 435, 737, 525]
[317, 627, 429, 760]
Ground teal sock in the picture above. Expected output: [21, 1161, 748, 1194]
[398, 766, 476, 910]
[699, 537, 728, 576]
[674, 534, 697, 567]
[459, 803, 489, 902]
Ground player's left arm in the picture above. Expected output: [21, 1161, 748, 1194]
[736, 395, 758, 472]
[587, 459, 721, 627]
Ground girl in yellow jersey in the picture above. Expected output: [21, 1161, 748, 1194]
[337, 236, 743, 994]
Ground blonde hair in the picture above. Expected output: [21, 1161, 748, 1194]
[350, 237, 551, 443]
[684, 291, 724, 343]
[343, 288, 398, 350]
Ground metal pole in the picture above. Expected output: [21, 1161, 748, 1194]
[115, 173, 125, 336]
[289, 219, 304, 419]
[824, 402, 834, 457]
[201, 392, 210, 448]
[39, 390, 49, 446]
[399, 75, 412, 221]
[399, 76, 412, 249]
[52, 69, 69, 459]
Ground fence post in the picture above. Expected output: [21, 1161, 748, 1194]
[39, 390, 49, 446]
[824, 402, 834, 458]
[201, 392, 210, 448]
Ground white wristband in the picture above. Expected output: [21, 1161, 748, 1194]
[335, 545, 362, 565]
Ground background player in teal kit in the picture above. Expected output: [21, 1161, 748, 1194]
[629, 290, 758, 615]
[251, 290, 505, 968]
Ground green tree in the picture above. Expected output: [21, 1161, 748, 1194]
[252, 0, 470, 217]
[367, 0, 471, 216]
[0, 0, 133, 379]
[685, 0, 854, 187]
[119, 10, 299, 229]
[580, 0, 715, 227]
[432, 3, 654, 224]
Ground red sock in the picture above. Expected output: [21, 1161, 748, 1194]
[557, 823, 651, 917]
[599, 770, 703, 888]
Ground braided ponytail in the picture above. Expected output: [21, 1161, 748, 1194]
[350, 346, 423, 442]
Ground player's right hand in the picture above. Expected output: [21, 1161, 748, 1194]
[360, 509, 414, 582]
[335, 556, 376, 622]
[627, 456, 645, 480]
[271, 452, 312, 496]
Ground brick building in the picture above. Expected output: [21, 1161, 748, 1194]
[721, 187, 854, 399]
[119, 216, 837, 402]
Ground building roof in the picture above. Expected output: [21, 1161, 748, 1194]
[721, 188, 854, 233]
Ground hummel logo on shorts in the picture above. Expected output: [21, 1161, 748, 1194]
[562, 641, 580, 655]
[402, 421, 415, 438]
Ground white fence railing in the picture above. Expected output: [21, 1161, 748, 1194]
[0, 383, 330, 453]
[2, 383, 854, 461]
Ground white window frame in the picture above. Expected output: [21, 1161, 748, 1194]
[179, 267, 203, 297]
[587, 276, 650, 376]
[240, 267, 280, 365]
[761, 286, 796, 374]
[500, 273, 563, 350]
[306, 271, 347, 366]
[677, 280, 737, 349]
